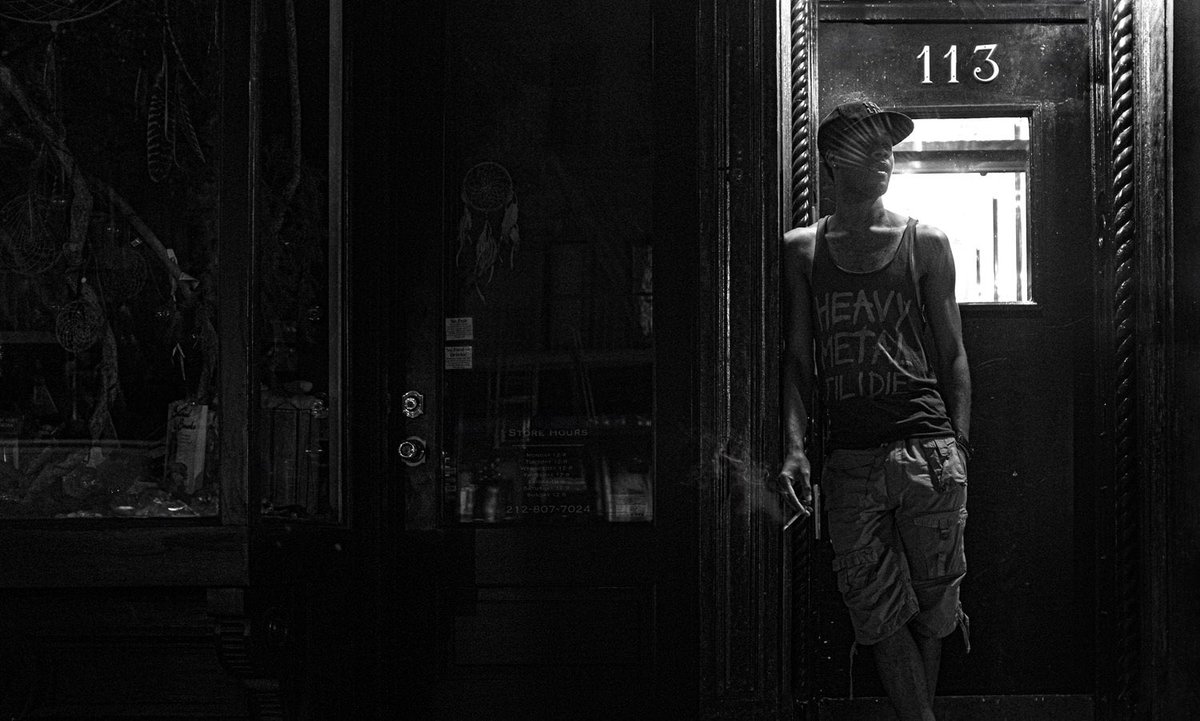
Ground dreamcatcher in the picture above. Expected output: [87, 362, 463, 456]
[0, 0, 108, 275]
[0, 1, 125, 24]
[54, 292, 104, 353]
[456, 161, 520, 296]
[0, 192, 64, 276]
[91, 217, 148, 303]
[0, 0, 126, 129]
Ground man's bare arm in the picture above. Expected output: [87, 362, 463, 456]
[780, 228, 817, 515]
[919, 225, 972, 445]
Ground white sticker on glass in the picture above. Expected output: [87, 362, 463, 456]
[445, 317, 474, 341]
[445, 346, 473, 370]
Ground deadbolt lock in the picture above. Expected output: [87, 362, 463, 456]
[401, 390, 425, 418]
[398, 436, 427, 466]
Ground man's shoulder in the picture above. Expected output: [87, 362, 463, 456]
[912, 221, 950, 244]
[913, 222, 950, 247]
[913, 222, 952, 259]
[783, 226, 817, 285]
[783, 225, 818, 260]
[912, 222, 953, 277]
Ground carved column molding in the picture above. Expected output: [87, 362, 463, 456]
[785, 0, 817, 714]
[1106, 0, 1139, 717]
[790, 0, 815, 230]
[1102, 0, 1170, 718]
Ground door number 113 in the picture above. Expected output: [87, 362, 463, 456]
[918, 44, 1000, 84]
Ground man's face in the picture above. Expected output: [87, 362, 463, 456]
[827, 122, 895, 199]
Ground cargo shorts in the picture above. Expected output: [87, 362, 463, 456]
[823, 436, 968, 646]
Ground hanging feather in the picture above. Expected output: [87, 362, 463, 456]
[42, 31, 60, 122]
[455, 202, 471, 268]
[172, 79, 204, 166]
[88, 323, 123, 440]
[193, 306, 219, 403]
[133, 66, 145, 116]
[476, 223, 497, 284]
[146, 52, 172, 182]
[500, 195, 520, 267]
[163, 2, 201, 94]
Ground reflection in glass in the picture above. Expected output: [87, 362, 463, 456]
[255, 0, 341, 522]
[440, 0, 653, 525]
[889, 117, 1031, 303]
[0, 2, 221, 519]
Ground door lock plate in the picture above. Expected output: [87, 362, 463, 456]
[401, 390, 425, 418]
[398, 436, 427, 466]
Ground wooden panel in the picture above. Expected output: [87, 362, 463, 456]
[449, 586, 651, 667]
[416, 671, 654, 721]
[0, 527, 248, 587]
[819, 23, 1090, 108]
[20, 640, 246, 719]
[1161, 2, 1200, 720]
[0, 589, 247, 719]
[818, 694, 1093, 720]
[401, 586, 654, 719]
[0, 589, 213, 637]
[1133, 3, 1171, 721]
[471, 527, 654, 586]
[818, 1, 1088, 23]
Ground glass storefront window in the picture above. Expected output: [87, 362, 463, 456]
[0, 2, 221, 519]
[889, 116, 1032, 303]
[439, 2, 654, 525]
[255, 0, 343, 523]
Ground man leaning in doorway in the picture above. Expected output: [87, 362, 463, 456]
[778, 99, 972, 721]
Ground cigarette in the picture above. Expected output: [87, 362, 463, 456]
[783, 505, 811, 531]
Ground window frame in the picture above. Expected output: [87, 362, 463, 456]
[894, 103, 1044, 313]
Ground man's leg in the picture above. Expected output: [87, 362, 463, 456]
[911, 627, 943, 701]
[873, 624, 936, 721]
[893, 437, 969, 716]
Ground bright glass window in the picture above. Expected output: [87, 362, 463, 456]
[888, 117, 1031, 304]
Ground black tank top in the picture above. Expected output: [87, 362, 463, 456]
[810, 216, 954, 449]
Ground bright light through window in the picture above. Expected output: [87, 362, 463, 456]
[888, 117, 1031, 303]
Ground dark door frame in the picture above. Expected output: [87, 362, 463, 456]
[691, 0, 795, 717]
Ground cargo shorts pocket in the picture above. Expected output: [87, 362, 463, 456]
[832, 545, 879, 595]
[911, 509, 967, 579]
[919, 437, 967, 494]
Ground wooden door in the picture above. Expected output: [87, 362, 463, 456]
[351, 2, 701, 718]
[804, 11, 1101, 718]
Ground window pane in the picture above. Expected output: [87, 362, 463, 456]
[0, 2, 221, 519]
[256, 0, 342, 522]
[440, 1, 654, 525]
[889, 117, 1031, 303]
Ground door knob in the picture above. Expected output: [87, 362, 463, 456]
[398, 436, 427, 466]
[401, 390, 424, 418]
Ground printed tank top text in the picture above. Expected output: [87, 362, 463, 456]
[815, 288, 929, 402]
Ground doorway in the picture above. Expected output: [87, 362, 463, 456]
[367, 1, 701, 717]
[793, 6, 1103, 718]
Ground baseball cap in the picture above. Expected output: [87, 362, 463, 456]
[817, 100, 914, 156]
